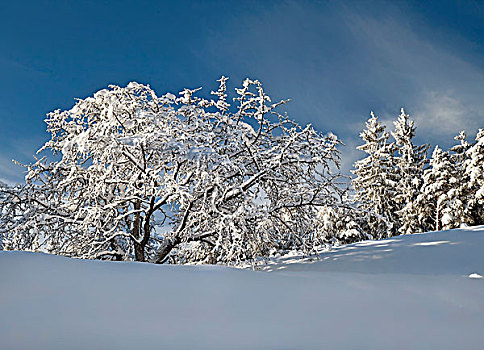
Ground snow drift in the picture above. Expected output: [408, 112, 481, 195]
[1, 226, 483, 350]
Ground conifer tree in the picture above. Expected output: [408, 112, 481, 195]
[391, 108, 429, 234]
[448, 131, 472, 226]
[419, 146, 463, 231]
[465, 129, 484, 225]
[352, 112, 399, 238]
[450, 131, 469, 165]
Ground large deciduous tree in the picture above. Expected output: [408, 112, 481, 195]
[0, 77, 345, 265]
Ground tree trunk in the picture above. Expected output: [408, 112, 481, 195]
[132, 200, 145, 261]
[151, 201, 192, 264]
[151, 236, 180, 264]
[435, 201, 440, 231]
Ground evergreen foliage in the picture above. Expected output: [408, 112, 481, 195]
[351, 112, 398, 238]
[465, 129, 484, 225]
[391, 108, 429, 234]
[419, 146, 463, 231]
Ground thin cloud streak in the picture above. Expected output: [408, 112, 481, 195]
[344, 6, 484, 142]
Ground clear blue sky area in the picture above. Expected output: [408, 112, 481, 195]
[1, 0, 483, 183]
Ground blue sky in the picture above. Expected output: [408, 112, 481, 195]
[1, 0, 483, 183]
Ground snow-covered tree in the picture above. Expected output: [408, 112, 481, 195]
[450, 131, 470, 165]
[0, 181, 8, 250]
[1, 77, 345, 265]
[448, 131, 473, 226]
[313, 205, 369, 245]
[391, 108, 429, 234]
[351, 112, 399, 238]
[418, 146, 463, 231]
[465, 129, 484, 225]
[0, 163, 88, 254]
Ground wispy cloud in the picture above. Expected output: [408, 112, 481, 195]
[0, 177, 18, 187]
[0, 55, 52, 76]
[0, 153, 25, 184]
[414, 91, 482, 139]
[343, 4, 484, 144]
[0, 131, 42, 183]
[202, 1, 483, 147]
[1, 0, 482, 182]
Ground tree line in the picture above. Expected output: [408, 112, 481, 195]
[0, 77, 483, 265]
[352, 109, 483, 239]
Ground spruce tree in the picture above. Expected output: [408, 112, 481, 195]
[450, 131, 469, 165]
[352, 112, 399, 238]
[448, 131, 472, 226]
[391, 108, 429, 234]
[419, 146, 463, 231]
[465, 129, 484, 225]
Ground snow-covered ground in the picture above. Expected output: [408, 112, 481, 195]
[1, 226, 483, 350]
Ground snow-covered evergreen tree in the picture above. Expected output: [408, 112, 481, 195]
[0, 181, 7, 250]
[391, 108, 429, 234]
[450, 131, 470, 165]
[418, 146, 463, 231]
[313, 205, 369, 245]
[465, 129, 484, 225]
[448, 131, 473, 226]
[351, 112, 399, 238]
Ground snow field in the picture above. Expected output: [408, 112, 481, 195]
[1, 226, 483, 350]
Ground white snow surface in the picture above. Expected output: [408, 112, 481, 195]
[1, 226, 483, 350]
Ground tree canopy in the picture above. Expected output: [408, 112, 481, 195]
[0, 77, 345, 264]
